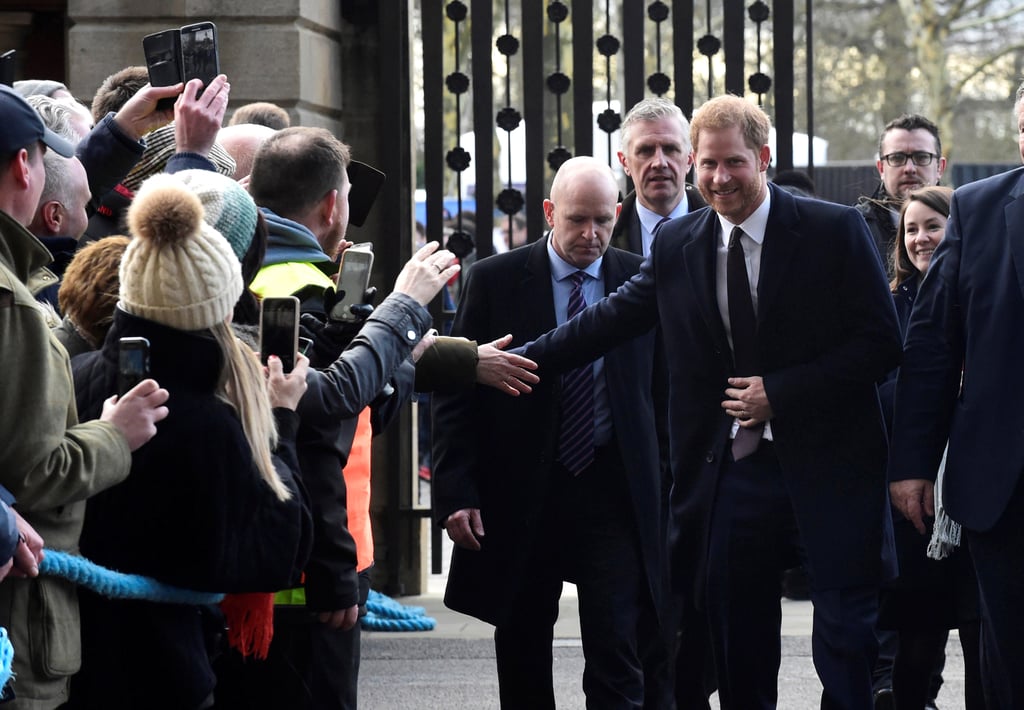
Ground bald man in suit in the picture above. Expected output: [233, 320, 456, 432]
[433, 156, 672, 708]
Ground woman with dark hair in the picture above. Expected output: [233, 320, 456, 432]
[880, 185, 984, 710]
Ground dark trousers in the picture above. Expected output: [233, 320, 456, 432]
[673, 594, 716, 709]
[213, 572, 370, 710]
[966, 474, 1024, 709]
[705, 444, 878, 709]
[494, 445, 663, 709]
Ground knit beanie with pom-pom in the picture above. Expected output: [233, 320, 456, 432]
[171, 169, 258, 261]
[119, 173, 243, 331]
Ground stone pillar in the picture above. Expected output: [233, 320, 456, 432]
[337, 1, 427, 597]
[66, 0, 426, 595]
[66, 0, 344, 132]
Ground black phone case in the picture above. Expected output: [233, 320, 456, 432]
[142, 29, 182, 111]
[260, 299, 299, 373]
[118, 338, 151, 396]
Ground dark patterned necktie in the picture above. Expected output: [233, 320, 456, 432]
[653, 216, 670, 236]
[558, 271, 595, 475]
[727, 227, 764, 460]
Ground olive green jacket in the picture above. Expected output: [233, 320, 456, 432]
[0, 210, 131, 705]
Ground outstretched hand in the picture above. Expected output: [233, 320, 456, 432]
[112, 83, 182, 141]
[174, 74, 231, 156]
[392, 242, 460, 306]
[476, 334, 539, 396]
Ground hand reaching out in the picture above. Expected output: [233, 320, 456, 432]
[174, 74, 230, 157]
[476, 335, 539, 396]
[392, 242, 460, 306]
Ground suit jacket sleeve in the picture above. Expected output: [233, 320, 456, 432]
[520, 256, 660, 373]
[414, 337, 479, 393]
[431, 271, 489, 525]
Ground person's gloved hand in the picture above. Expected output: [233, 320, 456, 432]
[324, 285, 378, 323]
[299, 287, 377, 368]
[298, 313, 355, 368]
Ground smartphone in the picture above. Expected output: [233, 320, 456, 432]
[142, 21, 219, 110]
[179, 22, 219, 95]
[142, 29, 183, 111]
[118, 337, 150, 396]
[347, 161, 386, 227]
[260, 296, 300, 373]
[298, 336, 314, 357]
[329, 246, 375, 322]
[0, 50, 16, 87]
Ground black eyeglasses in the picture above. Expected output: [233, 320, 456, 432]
[881, 151, 938, 167]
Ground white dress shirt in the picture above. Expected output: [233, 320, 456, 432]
[714, 191, 774, 441]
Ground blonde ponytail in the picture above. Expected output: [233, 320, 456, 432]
[210, 321, 292, 501]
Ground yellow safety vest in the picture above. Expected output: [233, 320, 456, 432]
[255, 260, 336, 607]
[250, 261, 334, 300]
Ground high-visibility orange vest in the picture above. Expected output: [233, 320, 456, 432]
[345, 407, 374, 572]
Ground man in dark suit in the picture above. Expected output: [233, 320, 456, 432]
[611, 97, 706, 258]
[888, 81, 1024, 708]
[521, 96, 902, 709]
[432, 156, 670, 708]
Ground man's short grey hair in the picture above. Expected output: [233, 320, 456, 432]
[26, 95, 80, 143]
[1015, 79, 1024, 115]
[39, 151, 75, 207]
[620, 97, 692, 154]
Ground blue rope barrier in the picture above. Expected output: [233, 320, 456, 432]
[0, 628, 12, 692]
[39, 550, 225, 605]
[362, 589, 436, 631]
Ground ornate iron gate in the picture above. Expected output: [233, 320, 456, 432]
[419, 0, 804, 263]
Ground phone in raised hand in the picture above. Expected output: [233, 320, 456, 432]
[260, 296, 300, 373]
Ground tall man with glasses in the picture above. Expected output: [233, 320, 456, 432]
[856, 114, 946, 274]
[855, 114, 946, 710]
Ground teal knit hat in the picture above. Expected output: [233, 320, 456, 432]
[171, 169, 258, 261]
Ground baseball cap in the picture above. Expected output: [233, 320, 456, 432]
[0, 84, 75, 158]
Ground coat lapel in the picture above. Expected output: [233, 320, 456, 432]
[756, 185, 802, 324]
[522, 235, 559, 334]
[1005, 174, 1024, 303]
[682, 210, 730, 356]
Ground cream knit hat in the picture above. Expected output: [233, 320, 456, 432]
[120, 173, 243, 331]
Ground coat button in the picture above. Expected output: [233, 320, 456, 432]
[705, 451, 715, 463]
[406, 329, 417, 340]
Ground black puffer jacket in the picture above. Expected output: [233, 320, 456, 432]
[69, 308, 312, 709]
[291, 293, 430, 611]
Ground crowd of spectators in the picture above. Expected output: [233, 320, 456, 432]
[1, 54, 1023, 710]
